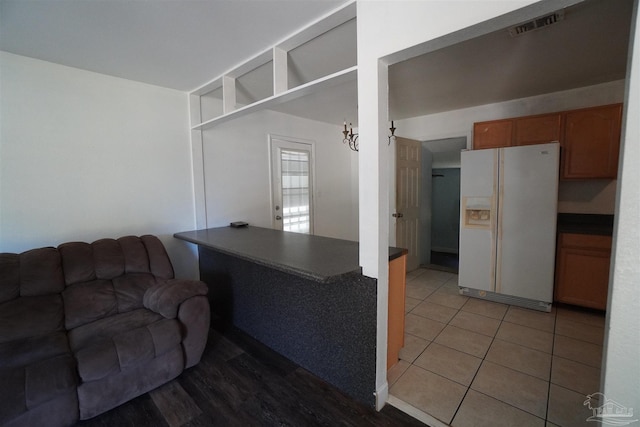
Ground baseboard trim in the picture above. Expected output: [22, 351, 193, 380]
[459, 287, 552, 312]
[375, 382, 389, 411]
[431, 247, 459, 254]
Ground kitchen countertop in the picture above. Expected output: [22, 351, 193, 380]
[174, 226, 406, 283]
[557, 213, 614, 236]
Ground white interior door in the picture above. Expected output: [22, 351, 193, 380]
[270, 136, 314, 234]
[396, 137, 421, 271]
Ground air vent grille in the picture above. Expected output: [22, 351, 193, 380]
[509, 10, 565, 37]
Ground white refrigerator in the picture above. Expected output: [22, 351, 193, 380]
[458, 142, 559, 312]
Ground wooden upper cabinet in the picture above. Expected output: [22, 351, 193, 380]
[473, 104, 623, 179]
[473, 119, 513, 150]
[514, 113, 561, 146]
[562, 104, 622, 179]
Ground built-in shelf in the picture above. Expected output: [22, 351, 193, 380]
[191, 66, 357, 131]
[287, 18, 357, 90]
[189, 1, 357, 131]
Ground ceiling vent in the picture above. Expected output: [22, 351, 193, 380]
[508, 10, 565, 37]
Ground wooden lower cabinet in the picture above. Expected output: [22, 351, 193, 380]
[387, 253, 407, 370]
[555, 233, 612, 310]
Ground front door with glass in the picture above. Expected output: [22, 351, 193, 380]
[270, 137, 314, 234]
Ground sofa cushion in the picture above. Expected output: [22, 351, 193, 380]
[2, 390, 78, 427]
[62, 280, 118, 330]
[25, 355, 78, 408]
[67, 308, 163, 352]
[63, 273, 160, 330]
[118, 236, 151, 274]
[0, 354, 77, 426]
[0, 253, 20, 304]
[74, 317, 181, 382]
[77, 346, 183, 421]
[19, 248, 65, 297]
[112, 273, 157, 313]
[0, 332, 70, 369]
[74, 341, 120, 382]
[144, 279, 208, 319]
[0, 295, 64, 343]
[93, 238, 125, 280]
[146, 318, 183, 356]
[58, 242, 96, 286]
[141, 235, 174, 279]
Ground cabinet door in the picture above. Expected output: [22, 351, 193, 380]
[555, 233, 612, 310]
[387, 254, 406, 370]
[473, 119, 513, 150]
[514, 113, 561, 146]
[562, 104, 622, 179]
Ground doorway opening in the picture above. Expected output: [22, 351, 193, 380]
[383, 0, 633, 424]
[419, 137, 466, 273]
[430, 167, 461, 271]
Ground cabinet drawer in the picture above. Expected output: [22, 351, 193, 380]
[559, 232, 612, 250]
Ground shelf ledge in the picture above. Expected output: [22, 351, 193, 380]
[191, 66, 357, 131]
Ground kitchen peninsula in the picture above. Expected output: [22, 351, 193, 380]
[174, 226, 406, 406]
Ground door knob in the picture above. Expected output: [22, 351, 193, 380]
[275, 215, 282, 220]
[393, 213, 404, 218]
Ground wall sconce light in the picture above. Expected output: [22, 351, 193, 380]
[342, 121, 359, 152]
[342, 121, 398, 152]
[388, 121, 397, 144]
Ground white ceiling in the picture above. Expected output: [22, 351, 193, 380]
[0, 0, 347, 92]
[0, 0, 634, 126]
[388, 0, 633, 120]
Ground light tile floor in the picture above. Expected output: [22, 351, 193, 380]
[388, 268, 606, 427]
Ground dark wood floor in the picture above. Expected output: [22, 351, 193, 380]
[77, 325, 428, 427]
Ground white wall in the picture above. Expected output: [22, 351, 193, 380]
[398, 80, 625, 214]
[0, 52, 198, 278]
[201, 109, 359, 241]
[603, 0, 640, 414]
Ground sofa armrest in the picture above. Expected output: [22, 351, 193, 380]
[143, 280, 208, 319]
[178, 296, 210, 368]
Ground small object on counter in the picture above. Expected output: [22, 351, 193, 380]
[230, 221, 249, 228]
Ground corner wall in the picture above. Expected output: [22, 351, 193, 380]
[0, 52, 198, 278]
[603, 0, 640, 413]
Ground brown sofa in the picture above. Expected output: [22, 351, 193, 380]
[0, 235, 210, 427]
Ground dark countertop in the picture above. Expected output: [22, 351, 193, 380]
[557, 213, 614, 236]
[175, 226, 406, 283]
